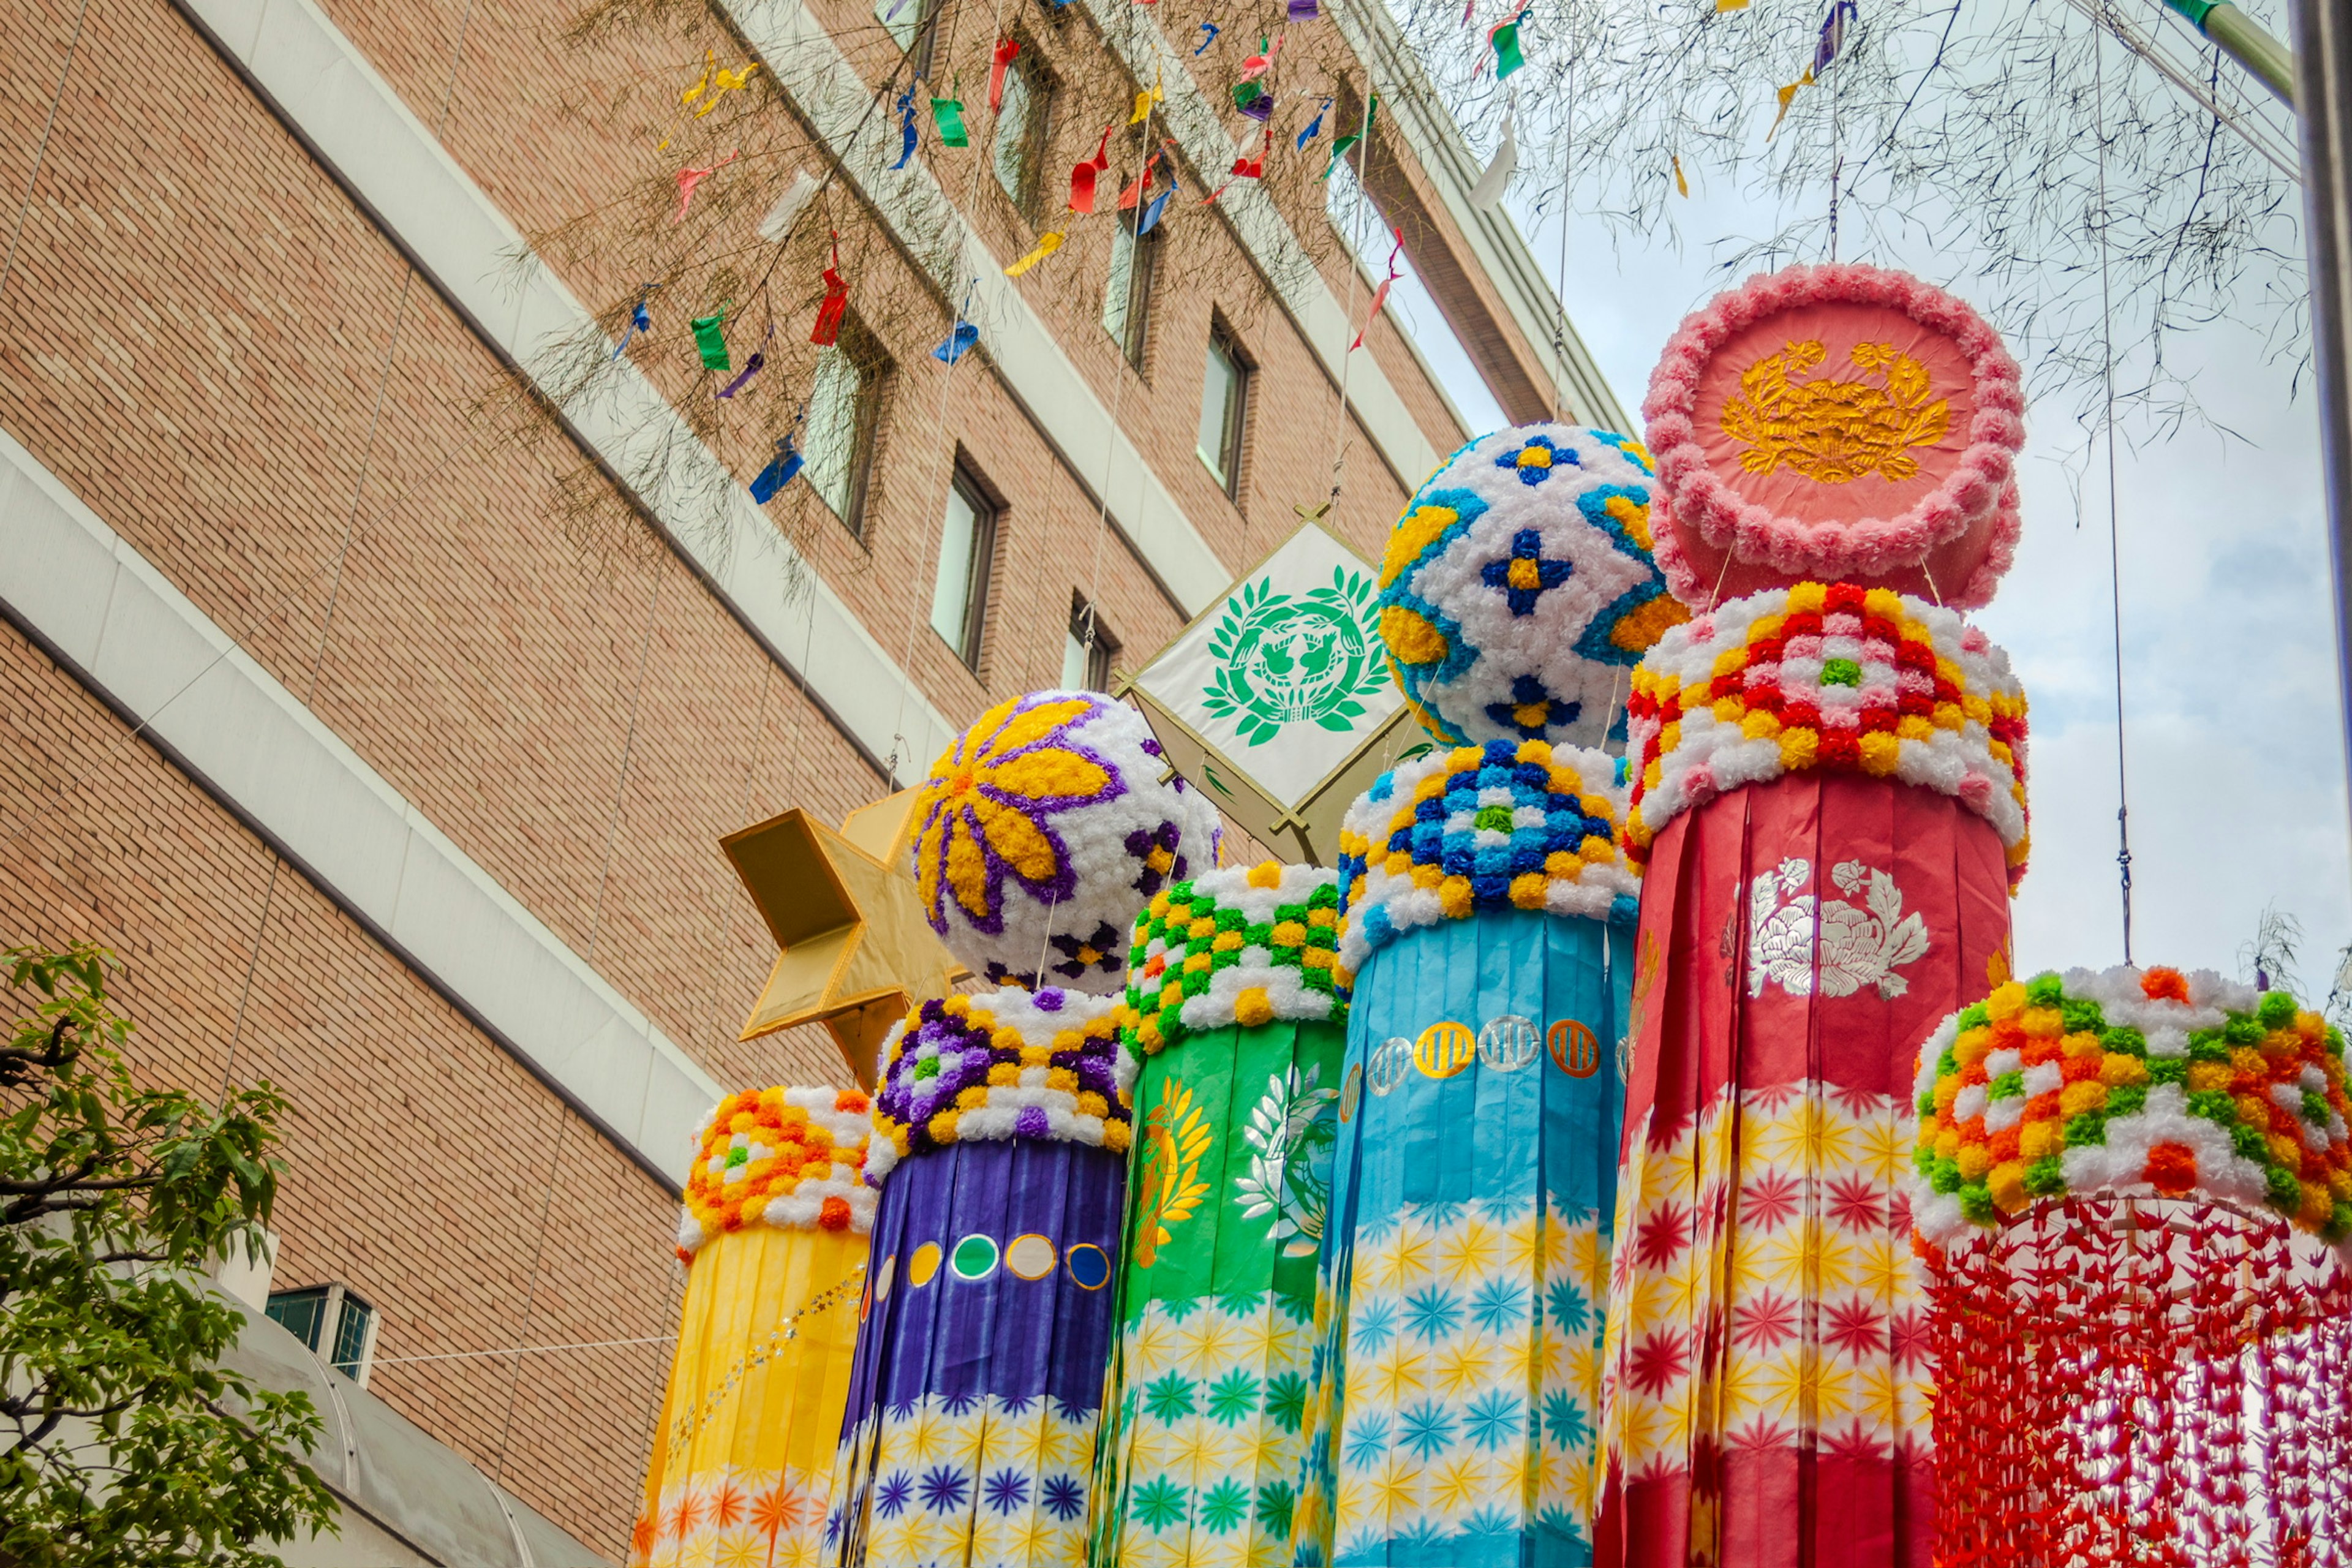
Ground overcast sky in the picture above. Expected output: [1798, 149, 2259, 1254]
[1371, 142, 2352, 997]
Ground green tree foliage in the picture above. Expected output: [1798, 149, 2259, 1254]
[0, 943, 338, 1568]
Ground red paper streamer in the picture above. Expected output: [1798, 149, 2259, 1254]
[1350, 228, 1401, 349]
[810, 232, 849, 346]
[1239, 34, 1283, 78]
[989, 39, 1020, 111]
[672, 149, 739, 222]
[1068, 124, 1114, 213]
[1117, 149, 1164, 209]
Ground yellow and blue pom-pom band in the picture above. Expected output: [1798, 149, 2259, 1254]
[1118, 862, 1347, 1063]
[1335, 737, 1639, 981]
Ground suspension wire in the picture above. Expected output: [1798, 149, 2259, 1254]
[2092, 6, 2136, 965]
[1553, 31, 1574, 424]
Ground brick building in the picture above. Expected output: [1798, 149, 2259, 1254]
[0, 0, 1619, 1558]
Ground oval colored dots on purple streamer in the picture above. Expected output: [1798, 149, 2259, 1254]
[1065, 1243, 1112, 1290]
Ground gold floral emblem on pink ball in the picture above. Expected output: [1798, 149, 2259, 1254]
[1719, 339, 1951, 484]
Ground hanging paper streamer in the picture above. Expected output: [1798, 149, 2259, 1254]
[757, 168, 820, 243]
[1718, 0, 1749, 9]
[717, 335, 767, 397]
[673, 150, 738, 222]
[749, 434, 803, 502]
[1814, 0, 1857, 74]
[699, 62, 761, 117]
[989, 37, 1019, 111]
[1193, 21, 1218, 54]
[1322, 94, 1374, 179]
[826, 990, 1131, 1568]
[691, 309, 731, 371]
[932, 321, 979, 364]
[1489, 8, 1531, 78]
[1138, 185, 1172, 235]
[1069, 125, 1114, 213]
[1348, 230, 1400, 350]
[1129, 82, 1163, 124]
[931, 97, 968, 148]
[627, 1085, 875, 1568]
[1091, 864, 1349, 1568]
[1672, 154, 1689, 195]
[1240, 34, 1282, 78]
[1288, 0, 1319, 20]
[1117, 150, 1163, 209]
[1468, 108, 1517, 211]
[1767, 68, 1814, 138]
[680, 49, 716, 109]
[1232, 81, 1272, 121]
[811, 235, 849, 346]
[1296, 97, 1329, 149]
[1293, 739, 1639, 1568]
[891, 88, 918, 170]
[1004, 230, 1065, 276]
[611, 295, 652, 360]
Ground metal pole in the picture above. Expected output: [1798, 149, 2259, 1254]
[2168, 0, 2296, 105]
[2290, 0, 2352, 868]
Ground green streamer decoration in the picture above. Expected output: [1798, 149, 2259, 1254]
[931, 97, 968, 147]
[1490, 8, 1531, 80]
[691, 309, 731, 371]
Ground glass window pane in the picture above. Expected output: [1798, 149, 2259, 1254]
[993, 64, 1035, 208]
[330, 1297, 373, 1378]
[804, 345, 863, 521]
[1102, 221, 1136, 354]
[1061, 625, 1089, 690]
[876, 0, 921, 50]
[265, 1288, 328, 1351]
[1197, 336, 1237, 487]
[931, 484, 978, 652]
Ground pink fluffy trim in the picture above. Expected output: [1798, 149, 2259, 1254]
[1644, 263, 2026, 609]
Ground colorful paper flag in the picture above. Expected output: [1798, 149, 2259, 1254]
[1813, 0, 1857, 74]
[1138, 186, 1172, 234]
[717, 341, 767, 397]
[933, 322, 980, 363]
[1351, 229, 1401, 350]
[1322, 93, 1375, 178]
[932, 97, 968, 147]
[693, 62, 761, 117]
[1069, 125, 1114, 213]
[611, 296, 652, 360]
[1297, 97, 1330, 148]
[1718, 0, 1749, 10]
[1489, 9, 1531, 79]
[1005, 231, 1065, 276]
[1673, 154, 1689, 196]
[1193, 21, 1218, 54]
[691, 309, 731, 371]
[756, 170, 818, 243]
[1288, 0, 1319, 20]
[990, 38, 1020, 111]
[1117, 149, 1163, 209]
[1240, 36, 1282, 78]
[1232, 80, 1268, 118]
[811, 235, 849, 345]
[1468, 110, 1515, 211]
[1768, 67, 1814, 138]
[892, 88, 918, 170]
[1129, 81, 1163, 124]
[673, 150, 737, 222]
[748, 436, 802, 502]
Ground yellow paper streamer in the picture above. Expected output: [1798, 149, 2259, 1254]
[1005, 231, 1065, 276]
[1767, 67, 1813, 140]
[1129, 82, 1164, 125]
[1673, 155, 1689, 196]
[681, 50, 715, 107]
[696, 64, 762, 116]
[1717, 0, 1749, 9]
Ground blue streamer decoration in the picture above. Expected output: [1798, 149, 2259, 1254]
[892, 88, 918, 170]
[611, 298, 652, 360]
[1193, 21, 1218, 53]
[1137, 187, 1172, 235]
[933, 322, 980, 363]
[1296, 98, 1330, 149]
[748, 435, 804, 502]
[717, 349, 766, 398]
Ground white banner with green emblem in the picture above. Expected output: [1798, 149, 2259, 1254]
[1121, 521, 1418, 865]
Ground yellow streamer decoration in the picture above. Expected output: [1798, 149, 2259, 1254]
[1673, 155, 1689, 197]
[1717, 0, 1749, 9]
[1767, 67, 1813, 140]
[1004, 231, 1065, 276]
[681, 49, 762, 117]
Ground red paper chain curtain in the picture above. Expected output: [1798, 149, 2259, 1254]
[1926, 1196, 2352, 1568]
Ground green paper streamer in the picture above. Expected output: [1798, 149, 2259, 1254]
[690, 310, 730, 371]
[1231, 80, 1265, 111]
[1491, 10, 1529, 78]
[1320, 93, 1376, 179]
[931, 97, 968, 147]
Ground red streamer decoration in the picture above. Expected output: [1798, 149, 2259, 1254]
[1117, 149, 1164, 210]
[1351, 228, 1401, 349]
[672, 149, 739, 222]
[1928, 1197, 2352, 1567]
[989, 38, 1020, 111]
[810, 232, 849, 346]
[1068, 125, 1114, 213]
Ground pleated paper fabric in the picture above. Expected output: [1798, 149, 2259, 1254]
[630, 1086, 878, 1568]
[829, 986, 1131, 1568]
[1094, 861, 1351, 1568]
[1297, 907, 1632, 1568]
[1594, 773, 2015, 1568]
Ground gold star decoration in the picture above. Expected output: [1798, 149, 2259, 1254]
[722, 791, 967, 1086]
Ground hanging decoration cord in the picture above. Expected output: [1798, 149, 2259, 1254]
[2092, 6, 2136, 965]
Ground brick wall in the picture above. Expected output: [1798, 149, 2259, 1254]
[0, 0, 1482, 1555]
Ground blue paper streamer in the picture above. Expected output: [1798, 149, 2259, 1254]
[933, 322, 980, 363]
[610, 299, 652, 360]
[892, 88, 918, 170]
[748, 435, 803, 502]
[1137, 187, 1172, 235]
[1193, 21, 1218, 53]
[1296, 98, 1330, 149]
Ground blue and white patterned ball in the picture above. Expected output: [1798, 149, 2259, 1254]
[1375, 423, 1687, 749]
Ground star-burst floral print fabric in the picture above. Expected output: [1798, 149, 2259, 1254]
[909, 689, 1221, 993]
[867, 986, 1127, 1185]
[828, 1134, 1126, 1568]
[1374, 424, 1687, 750]
[1293, 904, 1631, 1568]
[1092, 872, 1350, 1566]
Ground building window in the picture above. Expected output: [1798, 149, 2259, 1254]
[266, 1283, 377, 1384]
[929, 465, 997, 669]
[1101, 210, 1156, 369]
[876, 0, 937, 74]
[992, 51, 1052, 216]
[804, 317, 886, 537]
[1061, 594, 1115, 690]
[1196, 323, 1248, 497]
